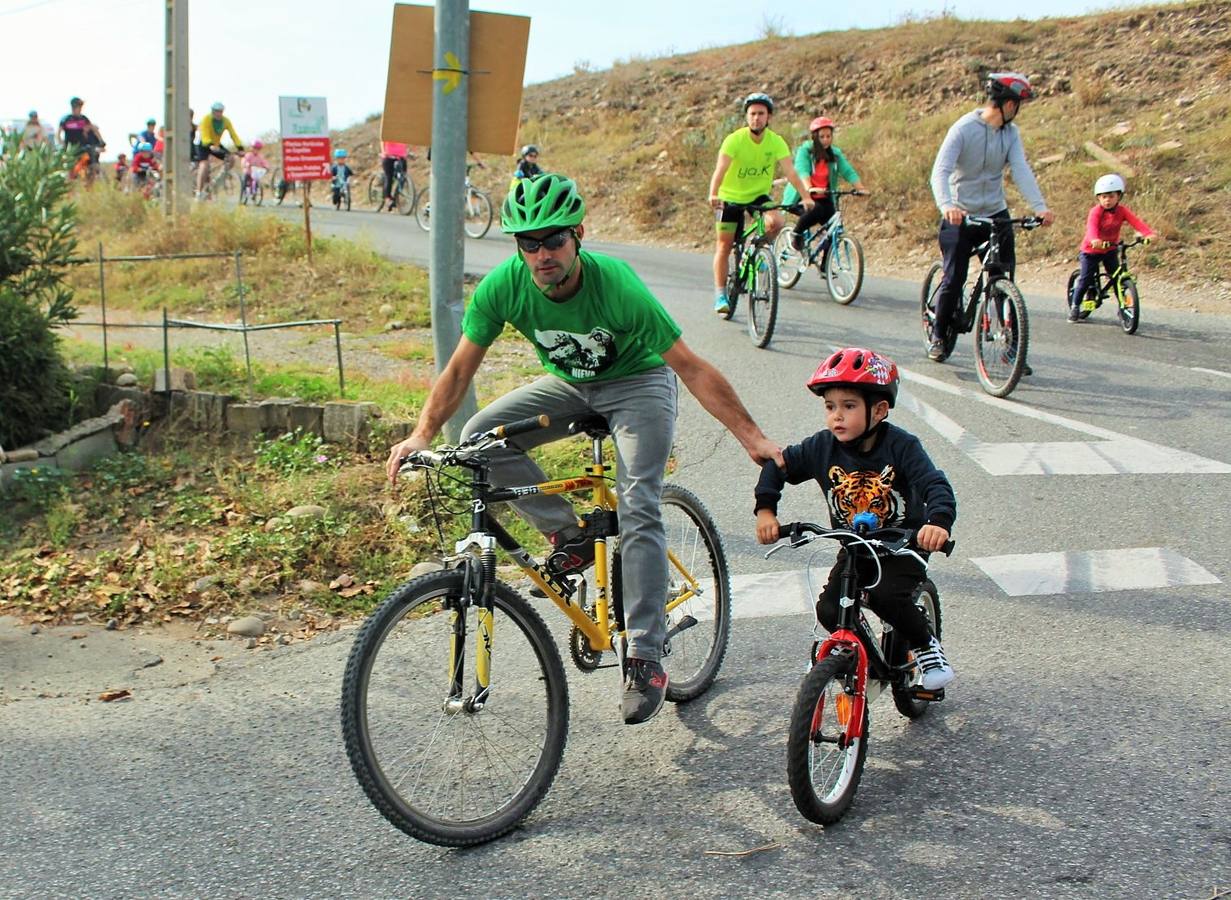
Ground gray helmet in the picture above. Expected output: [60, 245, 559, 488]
[742, 92, 774, 113]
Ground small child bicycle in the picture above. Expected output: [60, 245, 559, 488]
[1065, 237, 1147, 335]
[767, 514, 953, 825]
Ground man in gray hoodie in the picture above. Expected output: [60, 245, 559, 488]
[928, 72, 1054, 364]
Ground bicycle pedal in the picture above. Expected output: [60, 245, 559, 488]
[664, 615, 698, 641]
[908, 687, 945, 702]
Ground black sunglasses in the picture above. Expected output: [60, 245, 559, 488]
[515, 228, 573, 254]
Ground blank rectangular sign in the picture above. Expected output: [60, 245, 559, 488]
[381, 4, 530, 155]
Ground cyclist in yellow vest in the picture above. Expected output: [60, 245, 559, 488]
[708, 92, 813, 316]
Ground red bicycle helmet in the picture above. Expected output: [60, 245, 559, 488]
[986, 72, 1034, 103]
[807, 348, 899, 408]
[809, 116, 835, 131]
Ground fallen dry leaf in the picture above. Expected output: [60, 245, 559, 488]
[98, 689, 132, 702]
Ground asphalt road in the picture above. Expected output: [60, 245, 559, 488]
[3, 203, 1228, 898]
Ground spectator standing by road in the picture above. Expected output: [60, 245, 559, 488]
[20, 111, 49, 150]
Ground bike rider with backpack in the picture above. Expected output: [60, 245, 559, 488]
[928, 73, 1054, 367]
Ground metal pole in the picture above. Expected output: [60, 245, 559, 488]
[431, 0, 478, 441]
[303, 183, 314, 266]
[164, 0, 191, 216]
[235, 250, 253, 397]
[98, 242, 109, 374]
[162, 307, 172, 412]
[333, 322, 346, 396]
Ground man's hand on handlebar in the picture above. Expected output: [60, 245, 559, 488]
[386, 434, 430, 483]
[915, 523, 950, 552]
[1038, 209, 1055, 227]
[943, 206, 965, 226]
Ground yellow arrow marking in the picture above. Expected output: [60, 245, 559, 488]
[433, 51, 463, 94]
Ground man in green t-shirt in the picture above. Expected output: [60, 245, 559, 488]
[387, 173, 782, 726]
[707, 92, 813, 316]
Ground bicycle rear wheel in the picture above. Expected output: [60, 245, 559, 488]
[747, 244, 779, 348]
[825, 234, 864, 305]
[415, 187, 432, 231]
[341, 569, 569, 847]
[974, 279, 1029, 398]
[786, 654, 868, 825]
[773, 229, 805, 289]
[1118, 278, 1141, 335]
[660, 484, 731, 702]
[889, 579, 942, 720]
[464, 190, 493, 238]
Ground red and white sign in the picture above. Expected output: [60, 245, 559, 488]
[279, 96, 331, 181]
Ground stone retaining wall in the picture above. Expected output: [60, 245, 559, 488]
[1, 368, 414, 491]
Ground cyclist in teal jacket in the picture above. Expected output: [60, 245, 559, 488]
[782, 116, 868, 251]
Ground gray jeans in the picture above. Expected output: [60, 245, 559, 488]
[462, 367, 678, 662]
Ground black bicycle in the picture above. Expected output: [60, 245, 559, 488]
[1065, 237, 1146, 335]
[769, 515, 953, 825]
[773, 189, 867, 304]
[368, 158, 416, 215]
[718, 200, 785, 349]
[920, 215, 1043, 398]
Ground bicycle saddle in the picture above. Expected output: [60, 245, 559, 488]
[567, 415, 610, 438]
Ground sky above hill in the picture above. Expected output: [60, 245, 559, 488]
[2, 0, 1178, 156]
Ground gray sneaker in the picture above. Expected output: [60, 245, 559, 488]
[912, 637, 955, 691]
[622, 658, 668, 725]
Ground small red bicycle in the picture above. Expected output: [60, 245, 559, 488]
[768, 515, 953, 825]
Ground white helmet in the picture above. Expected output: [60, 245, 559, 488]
[1094, 173, 1125, 196]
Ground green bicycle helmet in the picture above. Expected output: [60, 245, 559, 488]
[501, 173, 586, 233]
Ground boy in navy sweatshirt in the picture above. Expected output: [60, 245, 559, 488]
[754, 348, 957, 689]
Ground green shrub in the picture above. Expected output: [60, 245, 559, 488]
[0, 133, 79, 450]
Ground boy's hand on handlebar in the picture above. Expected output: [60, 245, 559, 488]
[915, 524, 950, 552]
[386, 435, 429, 482]
[755, 509, 780, 545]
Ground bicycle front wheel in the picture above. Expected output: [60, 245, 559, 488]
[773, 229, 804, 289]
[344, 185, 352, 212]
[254, 183, 263, 206]
[746, 244, 779, 349]
[825, 234, 864, 305]
[368, 173, 384, 207]
[660, 484, 731, 702]
[341, 570, 569, 847]
[974, 279, 1029, 397]
[786, 654, 868, 825]
[464, 190, 493, 238]
[920, 263, 947, 356]
[396, 176, 417, 215]
[720, 247, 739, 320]
[415, 187, 432, 231]
[1118, 278, 1141, 335]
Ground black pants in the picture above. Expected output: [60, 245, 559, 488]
[817, 549, 933, 649]
[1070, 251, 1116, 310]
[933, 209, 1015, 340]
[791, 195, 836, 238]
[381, 156, 405, 201]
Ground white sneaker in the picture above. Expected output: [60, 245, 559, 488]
[912, 636, 954, 690]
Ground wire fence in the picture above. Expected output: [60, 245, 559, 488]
[63, 244, 346, 397]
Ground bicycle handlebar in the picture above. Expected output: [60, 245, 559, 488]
[397, 415, 552, 475]
[964, 214, 1044, 231]
[769, 521, 955, 559]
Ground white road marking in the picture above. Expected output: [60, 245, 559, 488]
[1191, 367, 1231, 380]
[897, 366, 1231, 475]
[728, 570, 815, 621]
[969, 548, 1222, 597]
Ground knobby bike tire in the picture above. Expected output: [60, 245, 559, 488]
[889, 579, 942, 720]
[920, 263, 947, 358]
[1119, 278, 1141, 335]
[415, 186, 432, 232]
[747, 245, 780, 349]
[773, 229, 805, 289]
[396, 176, 417, 216]
[340, 570, 569, 847]
[1066, 268, 1082, 319]
[368, 173, 384, 208]
[825, 234, 865, 305]
[974, 278, 1029, 398]
[660, 484, 732, 702]
[721, 246, 740, 320]
[786, 653, 868, 825]
[464, 190, 494, 238]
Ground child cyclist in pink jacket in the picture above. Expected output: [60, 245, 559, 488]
[1068, 174, 1158, 322]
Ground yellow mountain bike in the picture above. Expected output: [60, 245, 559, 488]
[340, 414, 731, 846]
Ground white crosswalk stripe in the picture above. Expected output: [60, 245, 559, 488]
[969, 547, 1222, 597]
